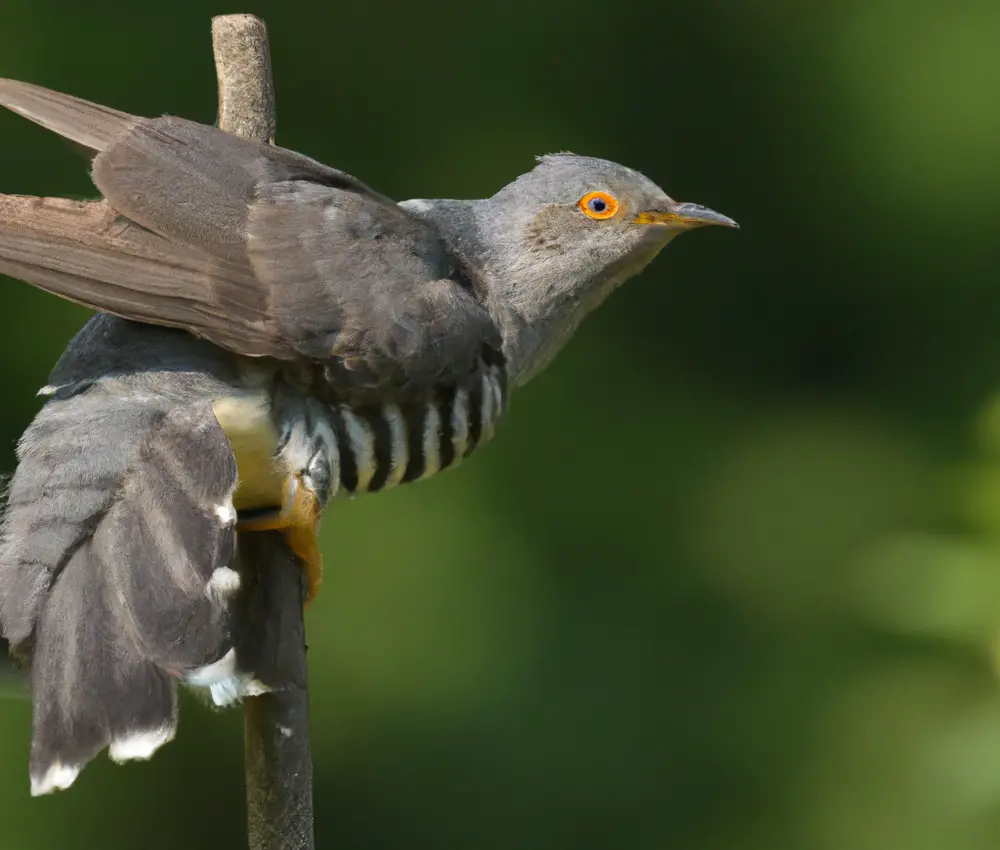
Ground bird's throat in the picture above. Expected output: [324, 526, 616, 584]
[494, 233, 673, 388]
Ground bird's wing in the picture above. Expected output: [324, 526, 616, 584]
[0, 80, 501, 400]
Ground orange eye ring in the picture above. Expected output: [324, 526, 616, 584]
[578, 191, 619, 221]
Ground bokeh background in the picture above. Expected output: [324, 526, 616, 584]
[1, 1, 999, 847]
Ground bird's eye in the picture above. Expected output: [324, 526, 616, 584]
[578, 191, 619, 220]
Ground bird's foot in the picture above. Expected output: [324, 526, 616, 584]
[236, 474, 323, 604]
[234, 390, 339, 605]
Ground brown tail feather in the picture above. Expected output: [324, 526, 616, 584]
[0, 194, 269, 354]
[0, 79, 136, 152]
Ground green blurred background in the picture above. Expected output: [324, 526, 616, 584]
[2, 0, 1000, 847]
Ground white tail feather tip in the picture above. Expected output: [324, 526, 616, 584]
[30, 762, 82, 796]
[108, 725, 175, 763]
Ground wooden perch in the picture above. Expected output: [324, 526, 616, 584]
[210, 15, 315, 850]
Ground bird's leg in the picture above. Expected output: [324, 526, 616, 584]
[234, 395, 338, 605]
[237, 472, 324, 604]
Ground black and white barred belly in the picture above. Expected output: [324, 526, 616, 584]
[276, 359, 507, 502]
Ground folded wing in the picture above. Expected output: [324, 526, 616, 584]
[0, 80, 501, 401]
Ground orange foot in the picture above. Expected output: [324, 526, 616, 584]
[236, 472, 324, 605]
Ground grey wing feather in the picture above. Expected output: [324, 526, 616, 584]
[90, 114, 389, 260]
[249, 181, 502, 396]
[0, 81, 502, 398]
[0, 78, 135, 151]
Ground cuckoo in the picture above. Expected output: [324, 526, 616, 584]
[0, 79, 737, 795]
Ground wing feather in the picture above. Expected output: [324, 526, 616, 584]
[0, 78, 135, 151]
[0, 80, 503, 399]
[0, 195, 278, 355]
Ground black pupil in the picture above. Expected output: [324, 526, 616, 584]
[589, 197, 607, 213]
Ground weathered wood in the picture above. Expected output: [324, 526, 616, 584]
[210, 15, 315, 850]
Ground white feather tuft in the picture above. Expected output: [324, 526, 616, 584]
[185, 649, 270, 706]
[214, 502, 237, 525]
[108, 725, 175, 763]
[30, 761, 82, 796]
[205, 566, 241, 599]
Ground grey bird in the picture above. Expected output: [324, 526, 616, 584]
[0, 79, 737, 795]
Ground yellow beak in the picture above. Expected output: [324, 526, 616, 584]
[635, 202, 739, 230]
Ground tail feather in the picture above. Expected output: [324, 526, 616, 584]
[0, 377, 156, 649]
[29, 539, 177, 796]
[0, 78, 136, 152]
[0, 358, 251, 794]
[0, 194, 263, 354]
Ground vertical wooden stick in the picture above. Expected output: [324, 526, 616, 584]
[210, 15, 315, 850]
[212, 14, 276, 144]
[238, 533, 315, 850]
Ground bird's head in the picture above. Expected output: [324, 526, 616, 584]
[405, 153, 738, 387]
[480, 153, 738, 385]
